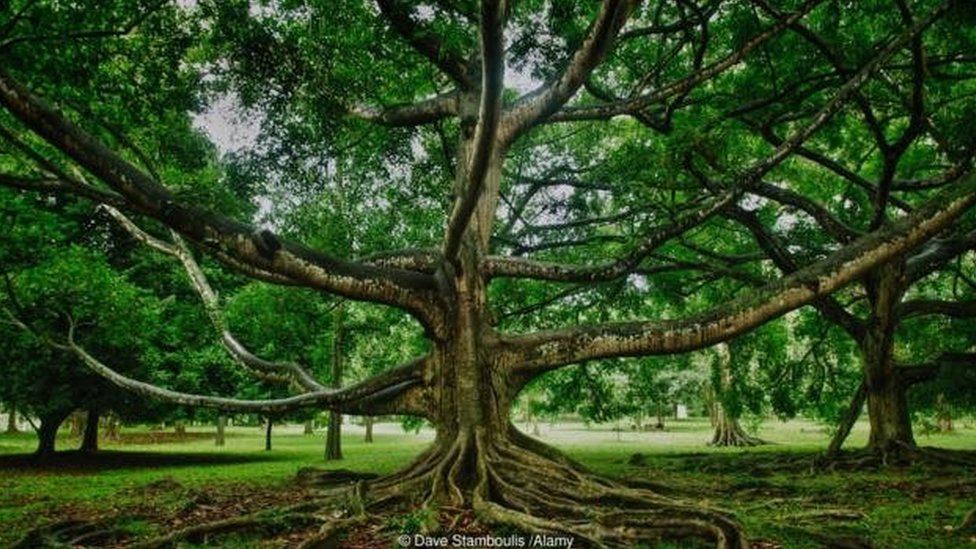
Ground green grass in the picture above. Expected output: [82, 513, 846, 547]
[1, 418, 974, 548]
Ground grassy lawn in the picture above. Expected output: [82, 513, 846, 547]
[1, 418, 974, 547]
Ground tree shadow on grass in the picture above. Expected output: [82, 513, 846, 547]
[0, 450, 284, 473]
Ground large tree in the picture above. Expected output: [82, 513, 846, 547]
[2, 1, 976, 546]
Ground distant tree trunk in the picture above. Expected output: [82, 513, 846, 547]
[710, 402, 763, 447]
[36, 409, 70, 457]
[69, 410, 85, 438]
[827, 380, 866, 455]
[364, 416, 374, 443]
[655, 402, 666, 430]
[174, 420, 186, 436]
[326, 303, 344, 461]
[935, 393, 953, 432]
[5, 403, 19, 433]
[862, 263, 915, 454]
[264, 417, 272, 451]
[304, 419, 314, 435]
[104, 412, 121, 441]
[705, 386, 718, 427]
[215, 415, 226, 447]
[710, 344, 763, 447]
[80, 407, 100, 453]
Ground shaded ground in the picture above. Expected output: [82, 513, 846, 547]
[1, 420, 974, 548]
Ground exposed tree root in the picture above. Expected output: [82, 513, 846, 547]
[813, 442, 976, 472]
[13, 519, 130, 548]
[351, 429, 748, 549]
[132, 510, 321, 549]
[23, 432, 748, 548]
[709, 418, 766, 448]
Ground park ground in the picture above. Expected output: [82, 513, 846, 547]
[1, 418, 975, 548]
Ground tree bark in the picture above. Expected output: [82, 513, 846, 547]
[364, 416, 374, 443]
[35, 409, 70, 457]
[216, 415, 226, 447]
[326, 303, 344, 461]
[862, 262, 915, 453]
[264, 418, 272, 451]
[80, 407, 100, 453]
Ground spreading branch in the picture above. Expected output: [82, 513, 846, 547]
[500, 0, 638, 142]
[0, 68, 445, 328]
[541, 0, 822, 126]
[102, 205, 327, 392]
[66, 318, 428, 416]
[500, 174, 976, 378]
[350, 91, 460, 127]
[483, 190, 738, 282]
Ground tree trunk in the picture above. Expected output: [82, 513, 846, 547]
[80, 407, 100, 453]
[264, 418, 272, 451]
[364, 416, 374, 443]
[827, 380, 866, 455]
[174, 420, 186, 436]
[709, 344, 762, 447]
[104, 412, 121, 441]
[69, 410, 85, 438]
[5, 403, 19, 433]
[326, 303, 344, 461]
[35, 409, 70, 457]
[304, 419, 314, 435]
[215, 415, 226, 447]
[935, 393, 953, 432]
[862, 262, 915, 454]
[709, 401, 763, 447]
[655, 402, 666, 430]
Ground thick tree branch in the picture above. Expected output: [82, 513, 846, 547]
[66, 319, 427, 416]
[905, 227, 976, 283]
[500, 0, 639, 143]
[442, 0, 506, 261]
[0, 68, 445, 327]
[358, 247, 441, 273]
[896, 299, 976, 320]
[350, 91, 460, 127]
[102, 205, 327, 392]
[500, 174, 976, 378]
[722, 207, 865, 341]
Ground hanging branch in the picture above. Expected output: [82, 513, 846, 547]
[499, 174, 976, 379]
[101, 205, 327, 392]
